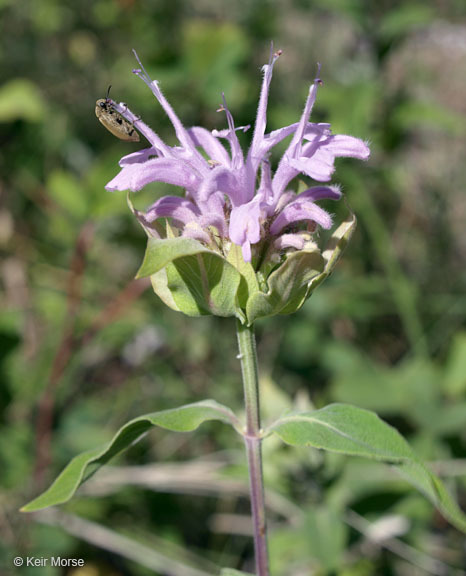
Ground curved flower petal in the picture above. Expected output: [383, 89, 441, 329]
[106, 158, 201, 192]
[274, 233, 306, 250]
[197, 166, 247, 206]
[272, 133, 355, 195]
[145, 196, 201, 225]
[289, 151, 335, 182]
[119, 147, 159, 167]
[283, 134, 369, 185]
[318, 134, 370, 159]
[298, 185, 342, 202]
[302, 123, 332, 140]
[272, 132, 331, 196]
[270, 198, 333, 234]
[275, 190, 296, 213]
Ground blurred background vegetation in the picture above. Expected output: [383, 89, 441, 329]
[1, 0, 466, 574]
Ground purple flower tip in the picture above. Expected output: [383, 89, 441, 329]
[107, 50, 370, 264]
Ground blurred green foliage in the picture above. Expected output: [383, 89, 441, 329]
[1, 0, 466, 574]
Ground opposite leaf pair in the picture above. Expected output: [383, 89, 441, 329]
[22, 399, 466, 536]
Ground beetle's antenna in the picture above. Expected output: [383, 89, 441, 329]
[106, 85, 112, 100]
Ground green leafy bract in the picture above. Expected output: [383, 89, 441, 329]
[22, 400, 240, 512]
[246, 247, 324, 323]
[246, 210, 356, 324]
[307, 208, 357, 293]
[137, 237, 242, 317]
[268, 403, 466, 532]
[226, 243, 260, 311]
[136, 212, 356, 322]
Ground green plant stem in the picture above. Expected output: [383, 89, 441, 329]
[236, 318, 269, 576]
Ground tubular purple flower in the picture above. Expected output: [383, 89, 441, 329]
[106, 158, 202, 193]
[106, 48, 370, 264]
[248, 47, 282, 173]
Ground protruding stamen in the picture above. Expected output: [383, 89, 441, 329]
[315, 62, 323, 85]
[221, 94, 235, 134]
[132, 49, 152, 84]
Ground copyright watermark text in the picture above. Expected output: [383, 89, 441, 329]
[13, 557, 85, 568]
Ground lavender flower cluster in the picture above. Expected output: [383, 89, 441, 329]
[106, 48, 369, 268]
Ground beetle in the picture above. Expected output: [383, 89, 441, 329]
[95, 86, 140, 142]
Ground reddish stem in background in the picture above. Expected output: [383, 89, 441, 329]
[33, 221, 95, 486]
[33, 221, 150, 487]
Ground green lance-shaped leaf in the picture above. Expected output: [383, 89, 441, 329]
[137, 237, 242, 317]
[22, 400, 240, 513]
[220, 570, 252, 576]
[268, 403, 466, 532]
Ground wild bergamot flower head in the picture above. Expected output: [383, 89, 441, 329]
[105, 47, 370, 321]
